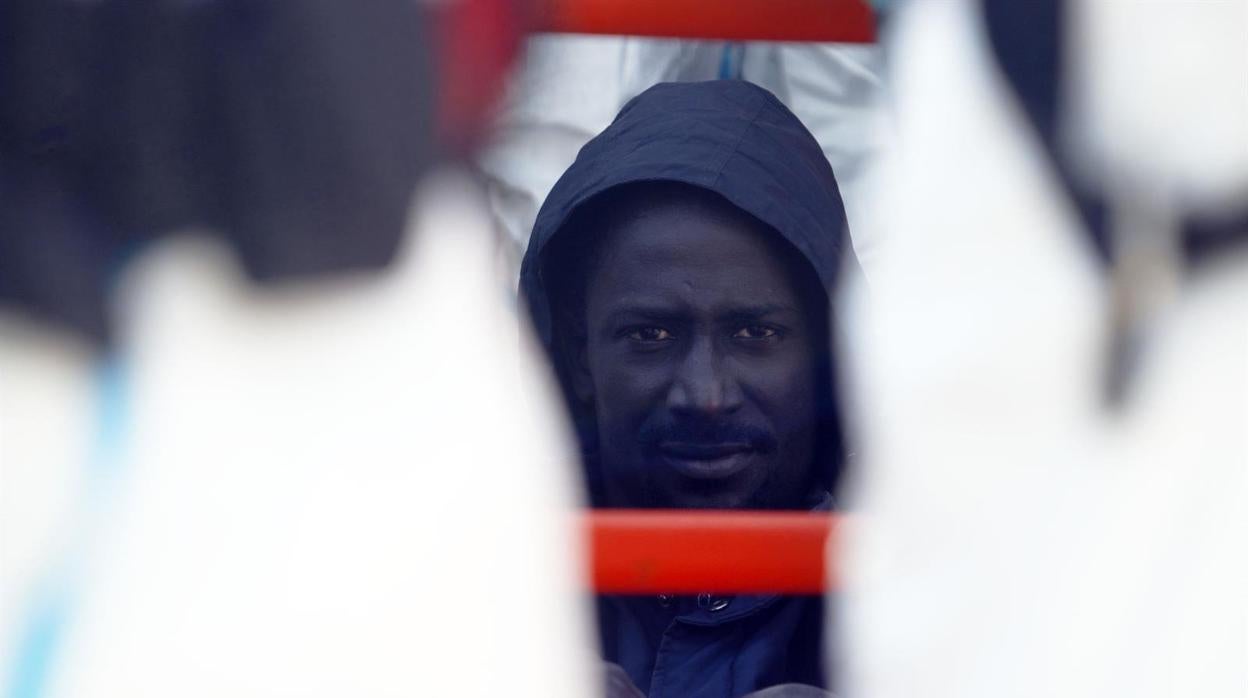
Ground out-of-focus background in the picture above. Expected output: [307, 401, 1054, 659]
[2, 1, 1244, 696]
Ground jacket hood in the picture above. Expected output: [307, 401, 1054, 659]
[518, 79, 852, 499]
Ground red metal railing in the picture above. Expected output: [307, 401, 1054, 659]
[588, 511, 839, 594]
[534, 0, 875, 43]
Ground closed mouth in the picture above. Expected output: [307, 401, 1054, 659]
[657, 442, 755, 480]
[659, 442, 753, 459]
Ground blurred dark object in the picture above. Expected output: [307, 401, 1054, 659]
[981, 0, 1248, 407]
[980, 0, 1112, 263]
[0, 0, 524, 345]
[981, 0, 1248, 270]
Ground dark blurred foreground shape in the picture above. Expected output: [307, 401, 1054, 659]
[0, 0, 525, 345]
[980, 0, 1248, 406]
[982, 0, 1248, 271]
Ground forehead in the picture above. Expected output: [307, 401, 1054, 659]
[587, 201, 808, 315]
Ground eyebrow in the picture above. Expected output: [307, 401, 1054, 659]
[602, 306, 686, 326]
[722, 303, 799, 320]
[602, 303, 798, 326]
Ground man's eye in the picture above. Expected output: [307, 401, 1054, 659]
[624, 326, 674, 342]
[733, 325, 780, 340]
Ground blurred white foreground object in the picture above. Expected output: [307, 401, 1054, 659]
[3, 169, 591, 697]
[1065, 0, 1248, 211]
[841, 2, 1246, 698]
[1, 324, 96, 688]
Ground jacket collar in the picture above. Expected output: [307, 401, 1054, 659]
[672, 491, 833, 627]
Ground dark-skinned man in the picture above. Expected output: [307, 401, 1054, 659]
[520, 80, 852, 698]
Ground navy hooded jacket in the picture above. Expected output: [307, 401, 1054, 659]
[519, 80, 851, 698]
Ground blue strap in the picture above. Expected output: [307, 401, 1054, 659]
[6, 358, 130, 698]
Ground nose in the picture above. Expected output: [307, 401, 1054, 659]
[666, 336, 742, 415]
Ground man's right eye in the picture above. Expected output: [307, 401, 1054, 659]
[622, 326, 675, 342]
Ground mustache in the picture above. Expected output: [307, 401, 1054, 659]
[638, 415, 777, 453]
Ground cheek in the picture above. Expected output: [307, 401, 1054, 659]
[744, 354, 819, 423]
[588, 349, 667, 435]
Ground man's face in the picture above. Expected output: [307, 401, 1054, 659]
[575, 201, 820, 509]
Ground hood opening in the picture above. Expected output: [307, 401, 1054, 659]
[530, 180, 843, 506]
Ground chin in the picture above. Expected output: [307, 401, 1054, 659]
[665, 486, 755, 510]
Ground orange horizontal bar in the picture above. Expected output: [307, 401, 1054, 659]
[587, 510, 838, 594]
[534, 0, 875, 43]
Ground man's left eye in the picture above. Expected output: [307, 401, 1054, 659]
[625, 326, 675, 342]
[733, 325, 780, 340]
